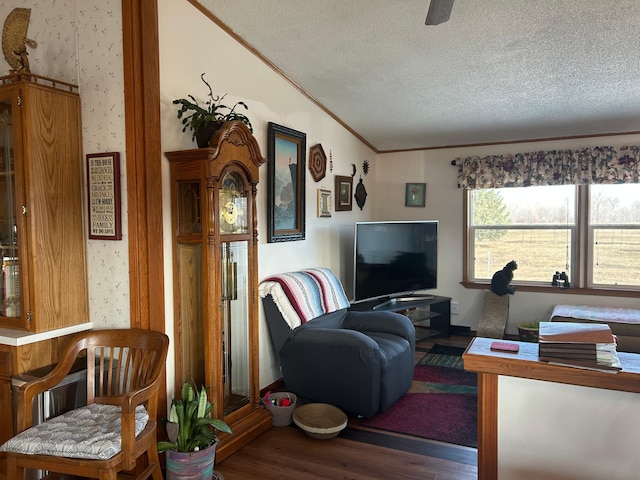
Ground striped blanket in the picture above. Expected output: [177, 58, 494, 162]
[258, 268, 350, 329]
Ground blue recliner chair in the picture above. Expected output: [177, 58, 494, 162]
[259, 268, 415, 418]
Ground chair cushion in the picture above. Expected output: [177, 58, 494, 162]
[367, 332, 414, 412]
[0, 403, 149, 460]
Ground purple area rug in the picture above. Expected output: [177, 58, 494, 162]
[361, 358, 477, 447]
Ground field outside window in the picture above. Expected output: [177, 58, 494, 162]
[467, 184, 640, 291]
[590, 184, 640, 288]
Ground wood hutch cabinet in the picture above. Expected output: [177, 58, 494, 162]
[0, 73, 88, 333]
[166, 121, 271, 462]
[0, 74, 90, 476]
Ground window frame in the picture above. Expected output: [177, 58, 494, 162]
[463, 186, 639, 297]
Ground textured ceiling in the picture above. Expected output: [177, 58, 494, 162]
[197, 0, 640, 152]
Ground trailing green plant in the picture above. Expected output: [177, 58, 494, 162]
[157, 381, 232, 453]
[173, 73, 253, 142]
[517, 321, 539, 329]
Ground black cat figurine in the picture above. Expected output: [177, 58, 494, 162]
[491, 260, 517, 296]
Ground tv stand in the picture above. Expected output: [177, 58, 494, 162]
[350, 295, 451, 339]
[373, 295, 434, 310]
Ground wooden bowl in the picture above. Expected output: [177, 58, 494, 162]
[292, 403, 347, 439]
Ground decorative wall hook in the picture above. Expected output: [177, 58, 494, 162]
[354, 178, 367, 210]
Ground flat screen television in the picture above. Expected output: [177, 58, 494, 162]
[353, 220, 438, 304]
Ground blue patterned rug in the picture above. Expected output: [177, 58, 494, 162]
[417, 344, 466, 369]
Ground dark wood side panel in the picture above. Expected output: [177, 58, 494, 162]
[121, 0, 166, 412]
[477, 372, 498, 480]
[121, 0, 164, 333]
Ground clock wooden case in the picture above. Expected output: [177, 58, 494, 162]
[166, 121, 271, 461]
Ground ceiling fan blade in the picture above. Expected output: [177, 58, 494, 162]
[425, 0, 454, 25]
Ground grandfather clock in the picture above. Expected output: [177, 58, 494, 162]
[166, 121, 271, 461]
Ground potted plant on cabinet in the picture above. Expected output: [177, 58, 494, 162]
[517, 321, 540, 342]
[157, 381, 232, 480]
[173, 73, 253, 147]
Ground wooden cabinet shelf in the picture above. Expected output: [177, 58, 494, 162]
[0, 75, 89, 479]
[0, 74, 88, 332]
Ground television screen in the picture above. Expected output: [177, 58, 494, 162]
[353, 221, 438, 303]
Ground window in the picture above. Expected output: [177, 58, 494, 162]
[590, 184, 640, 288]
[466, 184, 640, 292]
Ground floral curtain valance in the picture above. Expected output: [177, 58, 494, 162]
[455, 145, 640, 189]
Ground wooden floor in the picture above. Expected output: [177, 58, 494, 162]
[215, 334, 477, 480]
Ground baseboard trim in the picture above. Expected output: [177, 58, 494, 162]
[260, 378, 285, 397]
[450, 325, 472, 336]
[341, 426, 477, 465]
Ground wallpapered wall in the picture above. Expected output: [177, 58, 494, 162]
[0, 1, 130, 329]
[0, 1, 380, 389]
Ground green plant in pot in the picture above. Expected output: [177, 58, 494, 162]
[517, 321, 540, 342]
[158, 381, 232, 480]
[173, 73, 253, 147]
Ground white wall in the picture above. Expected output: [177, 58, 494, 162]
[498, 376, 640, 480]
[377, 135, 640, 336]
[158, 0, 377, 391]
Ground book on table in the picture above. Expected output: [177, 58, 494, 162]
[538, 322, 621, 372]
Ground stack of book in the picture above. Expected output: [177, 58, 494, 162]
[538, 321, 622, 372]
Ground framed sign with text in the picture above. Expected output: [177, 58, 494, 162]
[87, 152, 122, 240]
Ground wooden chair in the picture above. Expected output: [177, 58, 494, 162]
[0, 328, 169, 480]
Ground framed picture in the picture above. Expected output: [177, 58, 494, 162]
[267, 122, 306, 242]
[405, 182, 426, 207]
[335, 175, 353, 211]
[87, 152, 122, 240]
[317, 188, 331, 217]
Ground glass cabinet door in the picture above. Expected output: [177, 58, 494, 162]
[0, 99, 20, 319]
[176, 180, 205, 388]
[221, 240, 250, 415]
[219, 171, 251, 414]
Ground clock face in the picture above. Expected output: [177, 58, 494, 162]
[221, 199, 238, 225]
[219, 172, 247, 234]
